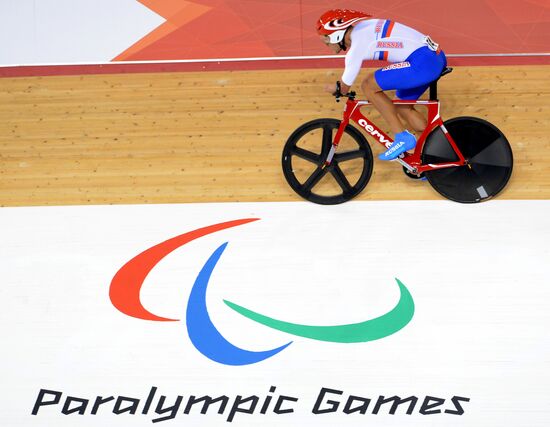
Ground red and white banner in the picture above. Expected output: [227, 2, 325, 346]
[0, 0, 549, 67]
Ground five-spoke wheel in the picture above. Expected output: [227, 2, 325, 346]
[282, 119, 374, 205]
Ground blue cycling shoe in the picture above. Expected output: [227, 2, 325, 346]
[379, 130, 417, 161]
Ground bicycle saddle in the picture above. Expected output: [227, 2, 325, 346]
[440, 67, 453, 78]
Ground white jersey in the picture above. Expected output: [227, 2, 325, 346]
[341, 19, 430, 86]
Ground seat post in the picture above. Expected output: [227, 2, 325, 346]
[429, 81, 438, 100]
[429, 67, 453, 101]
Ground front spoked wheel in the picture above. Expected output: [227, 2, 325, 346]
[422, 117, 513, 203]
[282, 118, 373, 205]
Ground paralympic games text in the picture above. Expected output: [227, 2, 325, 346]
[32, 385, 470, 422]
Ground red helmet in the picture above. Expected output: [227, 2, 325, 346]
[317, 9, 372, 44]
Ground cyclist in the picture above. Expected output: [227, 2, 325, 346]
[317, 9, 447, 160]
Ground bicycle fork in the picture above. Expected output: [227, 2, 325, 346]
[322, 144, 337, 168]
[322, 120, 349, 168]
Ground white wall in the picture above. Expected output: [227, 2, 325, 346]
[0, 0, 162, 66]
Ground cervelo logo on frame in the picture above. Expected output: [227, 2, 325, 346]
[109, 219, 415, 366]
[357, 119, 392, 147]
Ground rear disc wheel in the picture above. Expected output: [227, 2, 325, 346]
[422, 117, 513, 203]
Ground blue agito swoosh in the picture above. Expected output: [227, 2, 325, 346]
[186, 242, 292, 365]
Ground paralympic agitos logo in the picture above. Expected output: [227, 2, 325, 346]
[109, 219, 415, 365]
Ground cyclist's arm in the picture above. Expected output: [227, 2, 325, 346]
[325, 81, 351, 94]
[340, 81, 351, 94]
[341, 33, 371, 89]
[326, 33, 370, 95]
[342, 52, 361, 89]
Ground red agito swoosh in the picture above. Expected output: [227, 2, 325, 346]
[109, 218, 259, 321]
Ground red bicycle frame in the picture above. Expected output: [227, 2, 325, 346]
[325, 98, 466, 174]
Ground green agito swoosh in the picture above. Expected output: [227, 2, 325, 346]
[224, 278, 414, 343]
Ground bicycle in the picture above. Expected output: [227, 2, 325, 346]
[281, 68, 513, 204]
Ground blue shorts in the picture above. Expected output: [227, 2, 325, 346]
[374, 46, 447, 100]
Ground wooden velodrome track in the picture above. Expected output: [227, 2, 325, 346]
[1, 65, 549, 207]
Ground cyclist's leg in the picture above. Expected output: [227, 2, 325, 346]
[368, 64, 419, 160]
[362, 57, 434, 134]
[377, 48, 446, 96]
[373, 48, 446, 160]
[395, 85, 431, 132]
[393, 52, 445, 132]
[361, 74, 405, 134]
[396, 105, 426, 132]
